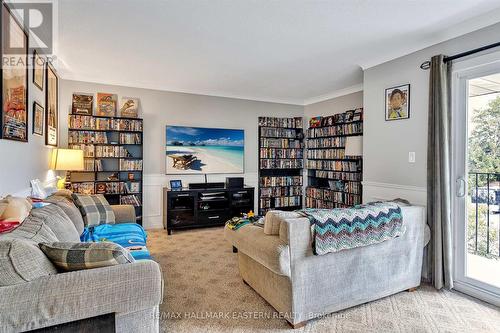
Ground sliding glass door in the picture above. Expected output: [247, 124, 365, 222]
[452, 53, 500, 306]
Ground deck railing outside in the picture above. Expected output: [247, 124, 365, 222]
[469, 172, 500, 258]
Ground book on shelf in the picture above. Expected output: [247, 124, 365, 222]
[68, 131, 108, 144]
[307, 122, 362, 138]
[94, 145, 130, 158]
[69, 115, 143, 132]
[70, 144, 95, 157]
[260, 127, 299, 138]
[70, 182, 95, 194]
[260, 186, 302, 198]
[123, 181, 141, 194]
[309, 170, 362, 181]
[306, 159, 359, 172]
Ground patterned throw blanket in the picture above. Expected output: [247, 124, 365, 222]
[299, 202, 405, 255]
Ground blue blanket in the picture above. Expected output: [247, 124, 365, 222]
[81, 223, 151, 260]
[299, 202, 405, 255]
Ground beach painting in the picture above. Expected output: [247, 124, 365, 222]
[166, 125, 244, 174]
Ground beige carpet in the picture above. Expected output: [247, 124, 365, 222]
[148, 227, 500, 333]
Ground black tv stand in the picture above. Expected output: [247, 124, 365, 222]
[163, 185, 255, 235]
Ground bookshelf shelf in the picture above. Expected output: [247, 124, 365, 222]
[258, 116, 304, 216]
[67, 113, 144, 224]
[306, 109, 363, 209]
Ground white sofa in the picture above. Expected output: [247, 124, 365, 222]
[225, 205, 427, 328]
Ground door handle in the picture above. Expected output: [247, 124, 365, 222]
[456, 178, 466, 197]
[208, 216, 220, 219]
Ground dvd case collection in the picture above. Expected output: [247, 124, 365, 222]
[121, 195, 141, 206]
[258, 117, 302, 128]
[260, 138, 302, 148]
[307, 137, 345, 149]
[306, 160, 359, 172]
[69, 144, 95, 157]
[260, 159, 303, 169]
[259, 196, 301, 210]
[68, 131, 108, 144]
[260, 186, 302, 198]
[307, 148, 348, 160]
[309, 170, 362, 181]
[119, 159, 143, 171]
[259, 148, 303, 159]
[258, 116, 304, 215]
[94, 146, 130, 158]
[307, 122, 362, 138]
[260, 127, 298, 138]
[309, 108, 363, 128]
[95, 182, 124, 194]
[120, 133, 141, 144]
[306, 187, 360, 204]
[305, 197, 351, 209]
[69, 115, 142, 131]
[259, 176, 303, 187]
[70, 182, 95, 194]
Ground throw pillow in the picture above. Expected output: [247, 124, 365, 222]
[45, 195, 85, 235]
[39, 242, 135, 271]
[72, 194, 115, 227]
[0, 238, 58, 286]
[0, 196, 32, 223]
[29, 205, 80, 242]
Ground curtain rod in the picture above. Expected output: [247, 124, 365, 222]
[420, 41, 500, 70]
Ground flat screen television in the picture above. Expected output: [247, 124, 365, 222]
[165, 125, 244, 174]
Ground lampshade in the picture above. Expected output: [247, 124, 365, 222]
[345, 136, 363, 156]
[50, 149, 84, 171]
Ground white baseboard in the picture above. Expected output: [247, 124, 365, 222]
[362, 181, 427, 206]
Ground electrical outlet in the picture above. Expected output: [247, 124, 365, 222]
[408, 152, 416, 163]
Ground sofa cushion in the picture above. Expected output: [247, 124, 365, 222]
[46, 195, 85, 235]
[40, 242, 135, 271]
[28, 205, 80, 242]
[0, 196, 32, 223]
[6, 211, 59, 243]
[264, 210, 302, 236]
[0, 238, 57, 286]
[72, 194, 115, 227]
[224, 224, 291, 276]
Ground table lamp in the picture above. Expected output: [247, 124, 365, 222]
[50, 148, 84, 189]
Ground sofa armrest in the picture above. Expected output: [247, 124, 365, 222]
[112, 205, 136, 223]
[0, 260, 163, 332]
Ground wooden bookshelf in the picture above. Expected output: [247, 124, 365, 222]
[258, 116, 304, 216]
[306, 109, 363, 209]
[66, 114, 144, 224]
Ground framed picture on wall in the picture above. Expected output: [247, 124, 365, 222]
[33, 50, 44, 91]
[1, 3, 29, 142]
[45, 62, 59, 146]
[385, 84, 410, 120]
[32, 101, 44, 136]
[385, 84, 410, 121]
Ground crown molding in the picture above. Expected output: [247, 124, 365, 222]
[303, 83, 364, 106]
[359, 8, 500, 70]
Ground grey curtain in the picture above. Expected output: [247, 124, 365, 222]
[427, 55, 453, 290]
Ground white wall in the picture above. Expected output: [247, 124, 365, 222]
[362, 22, 500, 206]
[0, 53, 56, 197]
[304, 91, 363, 118]
[59, 79, 303, 229]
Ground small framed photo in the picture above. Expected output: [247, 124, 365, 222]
[170, 180, 183, 190]
[32, 101, 44, 136]
[33, 49, 44, 91]
[386, 84, 410, 121]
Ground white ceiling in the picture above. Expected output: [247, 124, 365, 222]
[56, 0, 500, 105]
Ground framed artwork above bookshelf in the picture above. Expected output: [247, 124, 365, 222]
[306, 109, 363, 209]
[66, 113, 144, 224]
[258, 116, 304, 216]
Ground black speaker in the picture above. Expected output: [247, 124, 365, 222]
[226, 177, 244, 189]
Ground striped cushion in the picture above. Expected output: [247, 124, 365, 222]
[39, 242, 134, 271]
[72, 194, 115, 227]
